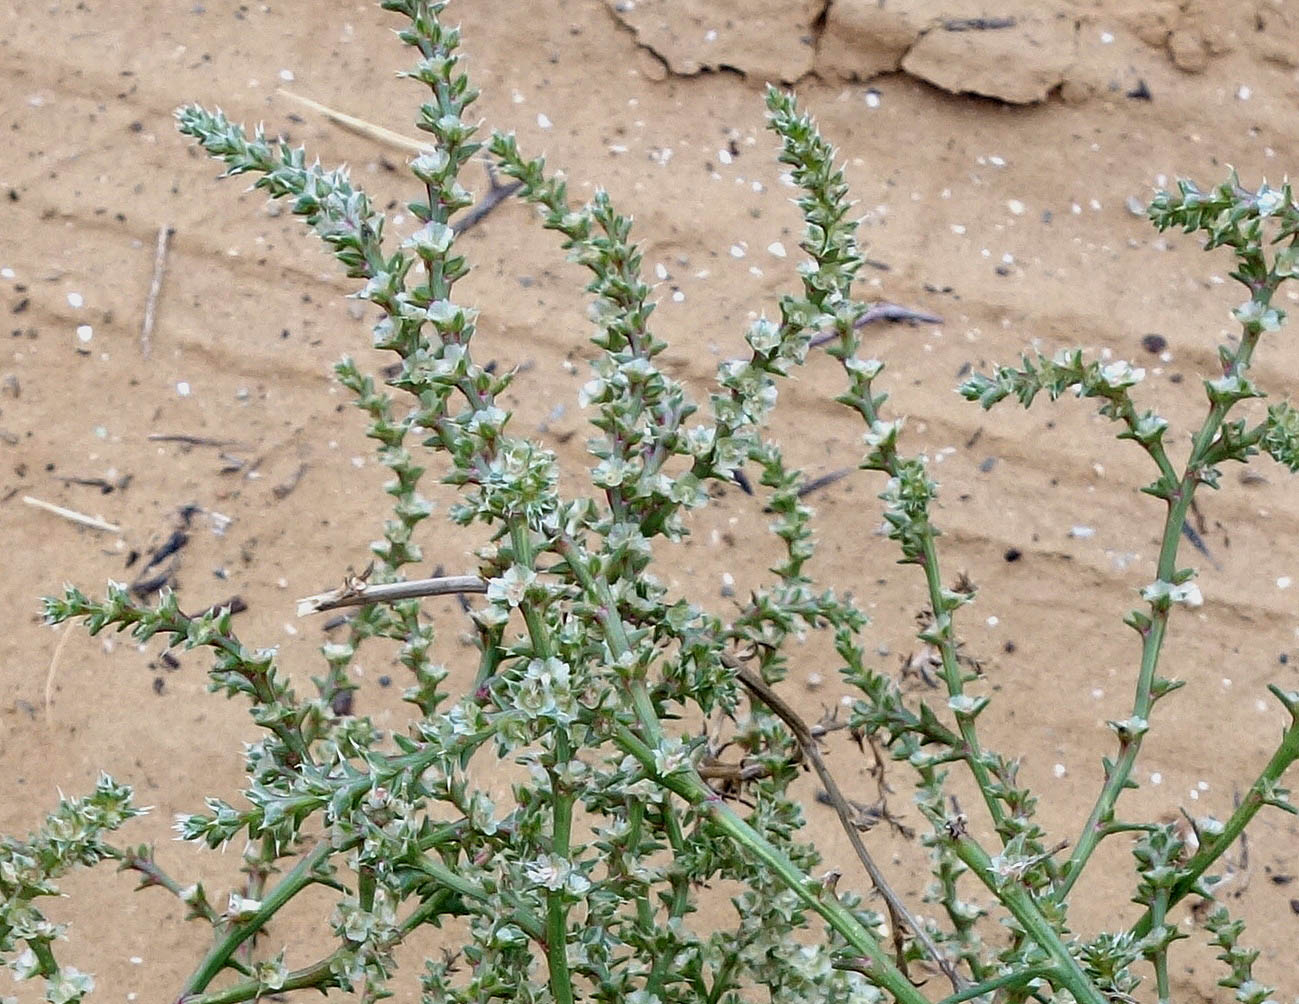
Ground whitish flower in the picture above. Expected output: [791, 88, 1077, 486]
[525, 852, 573, 891]
[46, 967, 94, 1004]
[745, 316, 781, 355]
[486, 565, 536, 607]
[226, 893, 263, 921]
[1141, 579, 1203, 608]
[1098, 360, 1145, 390]
[402, 220, 455, 256]
[652, 736, 692, 777]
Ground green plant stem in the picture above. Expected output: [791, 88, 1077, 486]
[947, 835, 1105, 1004]
[510, 522, 575, 1004]
[106, 846, 222, 925]
[643, 804, 691, 1001]
[1150, 888, 1171, 1004]
[705, 952, 741, 1004]
[178, 951, 343, 1004]
[931, 965, 1058, 1004]
[1129, 700, 1299, 938]
[842, 371, 1007, 836]
[179, 839, 334, 998]
[555, 537, 926, 1002]
[917, 534, 1006, 834]
[610, 721, 930, 1004]
[1055, 326, 1264, 902]
[408, 856, 546, 941]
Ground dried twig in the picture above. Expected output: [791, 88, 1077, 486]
[44, 624, 73, 723]
[140, 225, 173, 358]
[148, 433, 245, 448]
[280, 89, 432, 154]
[810, 302, 942, 348]
[296, 573, 487, 617]
[22, 495, 121, 534]
[725, 653, 963, 992]
[452, 161, 523, 236]
[281, 89, 520, 236]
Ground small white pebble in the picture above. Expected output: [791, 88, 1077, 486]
[284, 623, 298, 635]
[0, 267, 14, 279]
[864, 89, 881, 108]
[1001, 252, 1014, 264]
[1278, 576, 1292, 589]
[1237, 85, 1251, 101]
[1091, 688, 1104, 700]
[1189, 789, 1199, 800]
[1222, 677, 1232, 688]
[718, 149, 732, 165]
[988, 155, 1006, 167]
[279, 68, 295, 82]
[806, 671, 823, 689]
[748, 266, 762, 277]
[654, 263, 668, 280]
[536, 112, 552, 129]
[351, 456, 366, 468]
[1090, 198, 1102, 211]
[704, 28, 717, 42]
[1007, 199, 1026, 216]
[729, 244, 746, 258]
[1053, 763, 1067, 778]
[1069, 525, 1095, 539]
[1197, 780, 1209, 791]
[67, 291, 84, 308]
[1100, 31, 1114, 43]
[950, 224, 966, 235]
[986, 615, 999, 627]
[129, 957, 143, 966]
[76, 324, 93, 343]
[276, 578, 288, 589]
[176, 381, 191, 397]
[1071, 202, 1082, 214]
[1256, 699, 1269, 712]
[720, 571, 736, 597]
[672, 290, 685, 303]
[767, 241, 786, 258]
[1150, 772, 1162, 785]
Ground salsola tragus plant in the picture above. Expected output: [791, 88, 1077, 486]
[12, 2, 1299, 1002]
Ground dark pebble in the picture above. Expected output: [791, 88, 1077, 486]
[1140, 333, 1167, 354]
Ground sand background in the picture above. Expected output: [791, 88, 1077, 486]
[2, 0, 1298, 999]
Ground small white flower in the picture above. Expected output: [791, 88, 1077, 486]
[226, 893, 263, 921]
[486, 565, 536, 607]
[1099, 360, 1144, 389]
[525, 852, 571, 891]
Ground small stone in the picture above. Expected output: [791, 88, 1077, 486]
[1140, 333, 1167, 354]
[1168, 30, 1208, 73]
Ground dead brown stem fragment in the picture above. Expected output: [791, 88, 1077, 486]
[726, 654, 963, 992]
[296, 574, 487, 616]
[140, 225, 173, 358]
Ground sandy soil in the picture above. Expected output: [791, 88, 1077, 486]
[2, 0, 1297, 1000]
